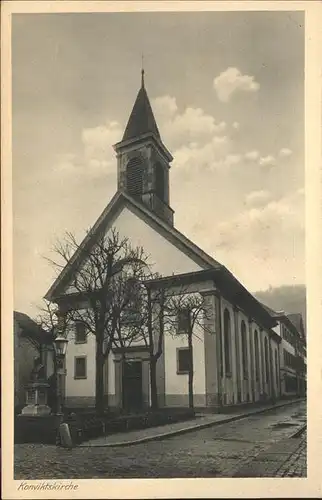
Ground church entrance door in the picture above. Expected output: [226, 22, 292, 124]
[122, 360, 143, 412]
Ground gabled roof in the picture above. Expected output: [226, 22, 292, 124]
[122, 73, 160, 142]
[145, 268, 277, 330]
[261, 303, 284, 318]
[45, 190, 221, 301]
[260, 303, 306, 341]
[287, 313, 306, 338]
[14, 311, 53, 345]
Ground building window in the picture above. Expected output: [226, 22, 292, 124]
[121, 278, 142, 325]
[177, 309, 191, 334]
[155, 162, 165, 201]
[264, 337, 269, 383]
[275, 349, 279, 387]
[283, 349, 296, 369]
[285, 374, 297, 393]
[74, 356, 87, 379]
[254, 330, 260, 381]
[241, 321, 248, 379]
[177, 348, 191, 374]
[75, 322, 87, 343]
[126, 157, 144, 199]
[223, 309, 231, 375]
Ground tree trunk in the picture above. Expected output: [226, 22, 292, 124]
[150, 357, 158, 410]
[188, 329, 194, 409]
[95, 336, 105, 415]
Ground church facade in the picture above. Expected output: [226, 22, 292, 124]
[46, 72, 304, 412]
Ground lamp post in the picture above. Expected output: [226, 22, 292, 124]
[53, 329, 68, 416]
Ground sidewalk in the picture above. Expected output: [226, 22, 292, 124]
[234, 431, 306, 477]
[78, 398, 304, 448]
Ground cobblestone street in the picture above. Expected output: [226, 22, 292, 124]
[14, 401, 306, 479]
[276, 434, 306, 477]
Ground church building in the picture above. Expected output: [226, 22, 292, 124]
[46, 71, 283, 411]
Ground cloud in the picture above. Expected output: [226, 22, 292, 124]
[213, 67, 260, 103]
[244, 150, 260, 161]
[232, 121, 240, 130]
[279, 148, 293, 158]
[216, 189, 304, 248]
[53, 121, 123, 179]
[152, 95, 227, 150]
[245, 190, 272, 207]
[259, 155, 276, 167]
[151, 95, 178, 121]
[82, 121, 122, 166]
[172, 136, 231, 173]
[208, 189, 305, 289]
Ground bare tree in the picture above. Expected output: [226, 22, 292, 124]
[164, 291, 209, 409]
[128, 279, 211, 410]
[46, 228, 152, 415]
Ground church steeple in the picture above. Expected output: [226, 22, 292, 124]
[113, 71, 174, 226]
[122, 71, 161, 142]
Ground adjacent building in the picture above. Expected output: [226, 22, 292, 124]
[263, 307, 307, 397]
[14, 311, 54, 410]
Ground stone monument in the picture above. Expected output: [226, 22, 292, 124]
[20, 358, 51, 416]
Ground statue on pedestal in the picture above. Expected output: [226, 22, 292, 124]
[20, 357, 51, 417]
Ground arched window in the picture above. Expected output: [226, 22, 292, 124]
[264, 337, 269, 383]
[223, 309, 231, 374]
[155, 162, 165, 201]
[241, 321, 248, 379]
[254, 330, 260, 381]
[126, 157, 144, 199]
[275, 349, 279, 388]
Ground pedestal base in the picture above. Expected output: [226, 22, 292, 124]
[21, 404, 51, 416]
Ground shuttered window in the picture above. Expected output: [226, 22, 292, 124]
[177, 348, 190, 374]
[75, 322, 87, 343]
[126, 158, 144, 199]
[74, 356, 87, 379]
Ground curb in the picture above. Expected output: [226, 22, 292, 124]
[78, 398, 305, 448]
[291, 423, 307, 438]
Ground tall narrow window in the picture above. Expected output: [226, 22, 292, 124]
[74, 356, 87, 379]
[121, 277, 142, 325]
[177, 309, 191, 334]
[177, 348, 190, 374]
[126, 157, 144, 199]
[75, 321, 87, 344]
[275, 349, 279, 388]
[265, 337, 269, 383]
[254, 330, 260, 381]
[223, 309, 231, 375]
[241, 321, 248, 379]
[155, 162, 165, 201]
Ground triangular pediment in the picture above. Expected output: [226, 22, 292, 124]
[45, 191, 221, 301]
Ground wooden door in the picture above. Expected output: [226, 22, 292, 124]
[122, 361, 143, 412]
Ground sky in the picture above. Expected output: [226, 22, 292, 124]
[12, 11, 305, 317]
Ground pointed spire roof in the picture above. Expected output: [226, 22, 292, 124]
[122, 70, 160, 141]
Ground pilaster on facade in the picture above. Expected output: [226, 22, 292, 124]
[233, 306, 241, 403]
[202, 291, 221, 408]
[259, 328, 265, 398]
[248, 318, 256, 403]
[230, 305, 238, 405]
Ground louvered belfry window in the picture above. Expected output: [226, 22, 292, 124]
[126, 157, 144, 199]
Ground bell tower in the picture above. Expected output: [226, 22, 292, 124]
[113, 70, 174, 226]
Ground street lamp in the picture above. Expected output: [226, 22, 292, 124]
[53, 329, 68, 415]
[53, 335, 68, 358]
